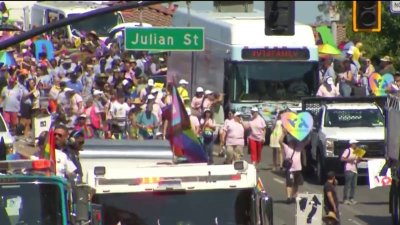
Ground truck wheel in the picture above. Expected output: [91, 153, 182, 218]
[316, 152, 326, 184]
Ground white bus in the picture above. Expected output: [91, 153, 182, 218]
[168, 8, 319, 124]
[24, 1, 124, 41]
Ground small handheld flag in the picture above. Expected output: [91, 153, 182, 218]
[256, 177, 266, 193]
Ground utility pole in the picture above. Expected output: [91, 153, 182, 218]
[328, 1, 340, 46]
[0, 1, 170, 50]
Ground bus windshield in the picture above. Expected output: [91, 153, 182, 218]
[0, 183, 62, 225]
[93, 188, 254, 225]
[228, 61, 319, 102]
[69, 12, 120, 37]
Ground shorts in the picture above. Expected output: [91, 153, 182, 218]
[20, 103, 33, 119]
[286, 170, 304, 187]
[3, 111, 18, 126]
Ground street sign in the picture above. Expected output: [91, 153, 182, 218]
[296, 193, 323, 225]
[125, 27, 204, 51]
[390, 1, 400, 13]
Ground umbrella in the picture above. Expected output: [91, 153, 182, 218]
[0, 51, 16, 67]
[318, 44, 342, 55]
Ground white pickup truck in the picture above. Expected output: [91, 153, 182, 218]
[302, 97, 386, 184]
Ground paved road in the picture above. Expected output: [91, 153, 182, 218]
[17, 138, 392, 225]
[213, 145, 391, 225]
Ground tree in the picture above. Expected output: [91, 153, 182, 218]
[338, 1, 400, 68]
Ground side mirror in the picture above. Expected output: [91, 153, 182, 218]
[260, 193, 274, 225]
[74, 184, 91, 222]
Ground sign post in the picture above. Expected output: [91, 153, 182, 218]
[125, 27, 204, 51]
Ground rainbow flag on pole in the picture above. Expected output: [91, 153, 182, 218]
[169, 85, 208, 163]
[44, 128, 56, 172]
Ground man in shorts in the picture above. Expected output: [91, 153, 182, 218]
[1, 77, 22, 133]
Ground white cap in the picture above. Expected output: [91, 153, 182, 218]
[148, 79, 154, 86]
[147, 94, 155, 100]
[196, 87, 204, 92]
[234, 112, 242, 117]
[122, 79, 129, 86]
[78, 114, 87, 118]
[64, 87, 74, 92]
[349, 139, 359, 144]
[130, 105, 136, 110]
[251, 107, 258, 112]
[205, 90, 213, 95]
[156, 131, 163, 136]
[93, 90, 103, 95]
[179, 79, 189, 85]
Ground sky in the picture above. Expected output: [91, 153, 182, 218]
[170, 1, 322, 25]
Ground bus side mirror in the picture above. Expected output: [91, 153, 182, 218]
[74, 184, 91, 222]
[260, 193, 274, 225]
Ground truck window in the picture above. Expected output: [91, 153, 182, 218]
[229, 61, 318, 102]
[0, 183, 63, 225]
[324, 109, 384, 128]
[93, 188, 253, 225]
[69, 11, 120, 37]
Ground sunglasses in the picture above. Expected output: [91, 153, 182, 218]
[54, 133, 64, 137]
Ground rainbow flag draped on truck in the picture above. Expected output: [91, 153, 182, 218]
[44, 128, 56, 172]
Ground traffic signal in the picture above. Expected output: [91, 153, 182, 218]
[352, 1, 381, 32]
[265, 1, 295, 36]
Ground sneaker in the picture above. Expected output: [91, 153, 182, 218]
[344, 200, 351, 205]
[350, 199, 358, 205]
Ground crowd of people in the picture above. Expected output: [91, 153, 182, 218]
[317, 40, 400, 98]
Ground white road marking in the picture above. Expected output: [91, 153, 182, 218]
[273, 177, 285, 184]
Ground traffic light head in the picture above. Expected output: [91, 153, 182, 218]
[265, 1, 295, 36]
[352, 1, 381, 32]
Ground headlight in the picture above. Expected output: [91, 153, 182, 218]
[325, 139, 335, 157]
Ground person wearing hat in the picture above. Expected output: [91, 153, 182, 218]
[316, 76, 340, 97]
[379, 55, 396, 75]
[220, 111, 245, 164]
[200, 108, 217, 164]
[201, 89, 214, 113]
[191, 86, 204, 118]
[136, 101, 158, 140]
[139, 78, 155, 102]
[242, 107, 266, 168]
[341, 139, 364, 205]
[177, 79, 190, 105]
[323, 171, 340, 225]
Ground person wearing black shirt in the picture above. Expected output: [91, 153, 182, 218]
[323, 171, 340, 224]
[64, 129, 85, 181]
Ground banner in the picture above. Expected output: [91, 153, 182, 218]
[368, 159, 392, 189]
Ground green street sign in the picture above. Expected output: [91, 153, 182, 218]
[125, 27, 204, 51]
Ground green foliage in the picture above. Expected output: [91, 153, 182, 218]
[338, 1, 400, 69]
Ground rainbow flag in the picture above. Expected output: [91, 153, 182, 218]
[169, 85, 208, 163]
[256, 177, 266, 193]
[44, 128, 56, 172]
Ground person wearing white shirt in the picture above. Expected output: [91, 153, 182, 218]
[110, 95, 130, 138]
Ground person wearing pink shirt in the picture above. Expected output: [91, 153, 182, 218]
[279, 128, 310, 204]
[316, 76, 340, 97]
[201, 90, 213, 113]
[221, 111, 245, 164]
[187, 108, 201, 137]
[218, 109, 235, 156]
[191, 87, 204, 117]
[243, 107, 266, 167]
[341, 140, 365, 205]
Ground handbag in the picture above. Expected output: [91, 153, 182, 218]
[282, 149, 296, 170]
